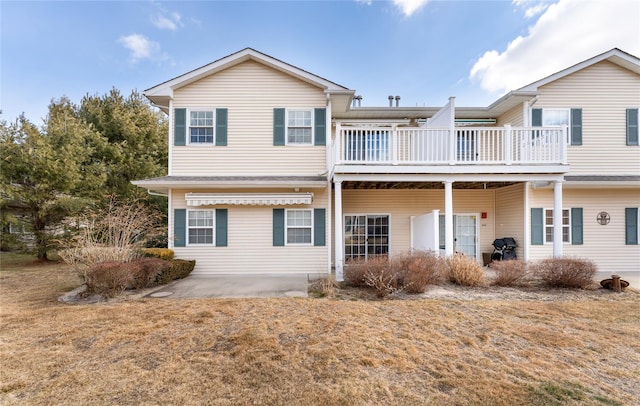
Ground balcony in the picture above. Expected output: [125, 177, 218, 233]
[331, 124, 569, 175]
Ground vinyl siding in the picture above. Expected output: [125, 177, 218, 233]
[172, 60, 327, 176]
[170, 188, 329, 275]
[341, 189, 496, 259]
[534, 61, 640, 175]
[528, 187, 640, 273]
[494, 183, 526, 259]
[496, 104, 524, 127]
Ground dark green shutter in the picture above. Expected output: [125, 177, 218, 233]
[174, 108, 186, 146]
[571, 108, 582, 145]
[314, 108, 326, 146]
[216, 209, 228, 247]
[626, 208, 638, 245]
[532, 108, 542, 126]
[314, 208, 326, 246]
[273, 209, 285, 246]
[216, 108, 228, 146]
[273, 108, 285, 146]
[627, 108, 639, 146]
[174, 209, 186, 247]
[571, 208, 583, 245]
[531, 208, 543, 245]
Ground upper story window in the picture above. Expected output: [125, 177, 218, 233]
[542, 109, 569, 127]
[173, 108, 227, 147]
[287, 110, 312, 144]
[190, 110, 214, 144]
[273, 108, 325, 147]
[532, 108, 582, 145]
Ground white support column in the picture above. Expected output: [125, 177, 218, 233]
[553, 180, 563, 258]
[327, 180, 332, 276]
[444, 181, 454, 256]
[334, 180, 344, 281]
[523, 182, 530, 262]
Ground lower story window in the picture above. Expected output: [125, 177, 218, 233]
[286, 209, 312, 244]
[545, 209, 570, 243]
[188, 210, 214, 245]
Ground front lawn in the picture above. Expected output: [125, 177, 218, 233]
[1, 254, 638, 405]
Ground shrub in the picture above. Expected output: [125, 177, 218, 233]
[344, 258, 370, 287]
[490, 259, 529, 287]
[128, 257, 171, 289]
[446, 253, 484, 287]
[141, 248, 175, 260]
[362, 255, 399, 298]
[155, 259, 196, 286]
[394, 251, 445, 294]
[531, 257, 597, 289]
[59, 246, 142, 277]
[84, 262, 133, 298]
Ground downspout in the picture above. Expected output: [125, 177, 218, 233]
[326, 93, 333, 276]
[168, 98, 174, 176]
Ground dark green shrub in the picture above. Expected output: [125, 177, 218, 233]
[154, 259, 196, 285]
[531, 257, 596, 289]
[490, 259, 529, 287]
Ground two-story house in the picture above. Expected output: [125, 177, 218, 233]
[134, 48, 639, 281]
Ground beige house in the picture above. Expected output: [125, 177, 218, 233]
[134, 48, 640, 280]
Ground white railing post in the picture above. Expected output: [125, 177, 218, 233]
[504, 124, 512, 165]
[561, 125, 568, 164]
[391, 127, 398, 165]
[335, 122, 342, 164]
[449, 129, 456, 165]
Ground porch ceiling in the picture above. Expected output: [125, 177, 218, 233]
[341, 181, 519, 190]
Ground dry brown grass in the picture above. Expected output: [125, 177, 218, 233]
[1, 253, 639, 406]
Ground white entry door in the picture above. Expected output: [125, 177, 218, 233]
[439, 214, 478, 259]
[454, 214, 478, 258]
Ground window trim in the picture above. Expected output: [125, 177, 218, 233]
[186, 209, 215, 246]
[285, 108, 314, 146]
[543, 208, 571, 244]
[285, 209, 313, 246]
[187, 108, 216, 146]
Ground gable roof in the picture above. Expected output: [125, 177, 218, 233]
[518, 48, 640, 92]
[144, 48, 353, 112]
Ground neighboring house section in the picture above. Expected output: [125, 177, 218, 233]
[134, 48, 640, 279]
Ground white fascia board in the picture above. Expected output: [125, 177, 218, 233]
[518, 48, 640, 92]
[131, 179, 328, 190]
[333, 173, 566, 183]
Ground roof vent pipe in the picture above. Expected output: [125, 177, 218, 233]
[388, 95, 394, 107]
[356, 95, 362, 107]
[395, 95, 400, 107]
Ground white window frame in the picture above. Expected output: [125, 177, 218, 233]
[542, 108, 570, 128]
[186, 209, 215, 246]
[544, 208, 571, 244]
[188, 108, 216, 146]
[285, 209, 313, 245]
[285, 108, 313, 146]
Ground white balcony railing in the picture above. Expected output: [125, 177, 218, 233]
[332, 125, 568, 167]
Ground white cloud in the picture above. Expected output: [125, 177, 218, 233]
[118, 34, 161, 62]
[392, 0, 429, 17]
[470, 0, 640, 95]
[512, 0, 551, 19]
[152, 11, 183, 31]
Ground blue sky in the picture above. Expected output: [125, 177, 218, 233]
[2, 0, 639, 124]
